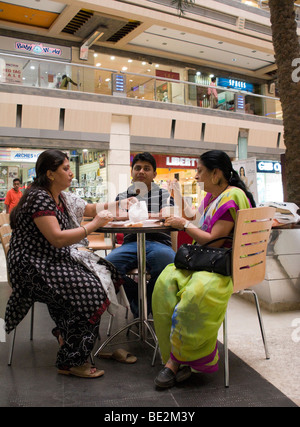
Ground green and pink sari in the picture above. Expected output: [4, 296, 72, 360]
[152, 187, 251, 373]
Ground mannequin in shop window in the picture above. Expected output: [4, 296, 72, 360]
[60, 74, 79, 90]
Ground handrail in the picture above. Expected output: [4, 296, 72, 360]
[0, 51, 282, 118]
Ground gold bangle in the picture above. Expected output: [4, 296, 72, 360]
[81, 225, 88, 237]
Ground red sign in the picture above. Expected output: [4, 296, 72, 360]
[155, 70, 180, 80]
[131, 153, 199, 169]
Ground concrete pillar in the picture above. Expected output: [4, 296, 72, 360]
[107, 115, 131, 202]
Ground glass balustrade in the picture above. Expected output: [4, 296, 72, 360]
[0, 52, 282, 119]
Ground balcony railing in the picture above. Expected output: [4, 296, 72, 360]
[0, 52, 282, 120]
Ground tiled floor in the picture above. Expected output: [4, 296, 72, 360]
[0, 246, 299, 408]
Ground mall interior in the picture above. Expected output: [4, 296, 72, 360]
[0, 0, 299, 408]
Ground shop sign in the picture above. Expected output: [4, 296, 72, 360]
[4, 63, 22, 83]
[0, 149, 43, 163]
[156, 70, 180, 80]
[165, 156, 198, 168]
[218, 77, 254, 93]
[130, 154, 199, 169]
[257, 161, 281, 174]
[15, 41, 62, 57]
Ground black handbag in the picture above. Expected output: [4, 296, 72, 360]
[174, 236, 233, 276]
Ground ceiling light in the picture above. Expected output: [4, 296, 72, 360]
[209, 74, 214, 78]
[142, 61, 147, 65]
[122, 66, 128, 71]
[155, 64, 159, 68]
[105, 78, 110, 82]
[128, 59, 133, 63]
[110, 56, 115, 60]
[96, 63, 101, 67]
[232, 58, 237, 62]
[94, 53, 98, 57]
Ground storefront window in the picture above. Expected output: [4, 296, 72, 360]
[0, 148, 108, 212]
[131, 153, 202, 208]
[69, 150, 108, 203]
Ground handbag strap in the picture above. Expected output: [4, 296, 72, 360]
[193, 236, 233, 247]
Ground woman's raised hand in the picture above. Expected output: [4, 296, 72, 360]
[167, 179, 182, 198]
[92, 210, 114, 228]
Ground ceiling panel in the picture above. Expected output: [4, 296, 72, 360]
[0, 0, 278, 78]
[129, 25, 274, 71]
[0, 1, 60, 28]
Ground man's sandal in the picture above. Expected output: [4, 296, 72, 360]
[58, 363, 104, 378]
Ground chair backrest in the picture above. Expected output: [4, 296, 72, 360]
[0, 224, 12, 257]
[232, 206, 275, 293]
[0, 212, 10, 226]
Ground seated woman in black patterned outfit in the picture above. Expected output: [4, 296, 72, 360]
[5, 149, 136, 379]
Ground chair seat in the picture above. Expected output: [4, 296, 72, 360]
[87, 233, 114, 251]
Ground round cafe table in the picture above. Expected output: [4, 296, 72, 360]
[93, 219, 175, 364]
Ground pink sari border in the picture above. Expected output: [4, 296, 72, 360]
[170, 343, 219, 373]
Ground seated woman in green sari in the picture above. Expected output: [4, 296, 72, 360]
[152, 150, 256, 388]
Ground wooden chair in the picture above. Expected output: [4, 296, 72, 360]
[81, 219, 117, 255]
[223, 206, 275, 387]
[0, 212, 10, 227]
[151, 207, 275, 380]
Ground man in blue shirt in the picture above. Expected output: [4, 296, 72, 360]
[106, 152, 175, 316]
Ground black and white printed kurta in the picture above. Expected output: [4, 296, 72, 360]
[5, 189, 122, 334]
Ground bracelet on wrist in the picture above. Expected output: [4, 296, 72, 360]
[81, 225, 88, 237]
[183, 220, 191, 230]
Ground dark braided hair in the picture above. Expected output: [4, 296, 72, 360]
[199, 150, 256, 207]
[10, 149, 69, 228]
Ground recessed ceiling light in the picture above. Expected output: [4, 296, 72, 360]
[110, 56, 115, 60]
[232, 58, 237, 62]
[162, 42, 167, 45]
[122, 66, 128, 71]
[96, 63, 101, 67]
[155, 64, 159, 67]
[94, 53, 98, 57]
[142, 61, 147, 65]
[218, 41, 223, 44]
[199, 51, 204, 53]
